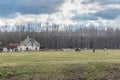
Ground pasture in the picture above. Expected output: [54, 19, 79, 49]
[0, 50, 120, 80]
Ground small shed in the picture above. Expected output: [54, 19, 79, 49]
[18, 36, 40, 51]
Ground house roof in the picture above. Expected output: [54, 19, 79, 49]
[20, 37, 40, 46]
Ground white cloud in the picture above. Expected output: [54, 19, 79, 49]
[60, 0, 102, 15]
[0, 0, 120, 29]
[105, 4, 120, 9]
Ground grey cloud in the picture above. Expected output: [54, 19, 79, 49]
[16, 0, 64, 14]
[94, 9, 120, 19]
[0, 0, 64, 17]
[71, 8, 120, 21]
[81, 0, 120, 20]
[82, 0, 120, 5]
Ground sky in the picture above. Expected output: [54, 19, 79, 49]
[0, 0, 120, 27]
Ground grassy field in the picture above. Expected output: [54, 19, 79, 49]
[0, 50, 120, 80]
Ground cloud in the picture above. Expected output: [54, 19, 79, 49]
[94, 9, 120, 20]
[15, 0, 64, 14]
[0, 0, 120, 28]
[71, 13, 98, 21]
[0, 0, 64, 17]
[82, 0, 120, 5]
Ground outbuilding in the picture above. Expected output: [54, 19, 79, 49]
[18, 36, 40, 51]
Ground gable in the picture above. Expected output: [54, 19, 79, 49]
[20, 38, 40, 46]
[27, 40, 40, 46]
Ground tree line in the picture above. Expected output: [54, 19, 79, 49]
[0, 23, 120, 49]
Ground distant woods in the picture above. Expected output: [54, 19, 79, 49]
[0, 23, 120, 49]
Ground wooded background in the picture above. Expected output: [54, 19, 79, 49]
[0, 23, 120, 49]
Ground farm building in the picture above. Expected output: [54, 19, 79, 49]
[18, 36, 40, 51]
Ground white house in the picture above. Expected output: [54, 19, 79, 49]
[18, 36, 40, 51]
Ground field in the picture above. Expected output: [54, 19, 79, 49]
[0, 50, 120, 80]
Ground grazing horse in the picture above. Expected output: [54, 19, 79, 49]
[93, 48, 95, 53]
[75, 48, 81, 51]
